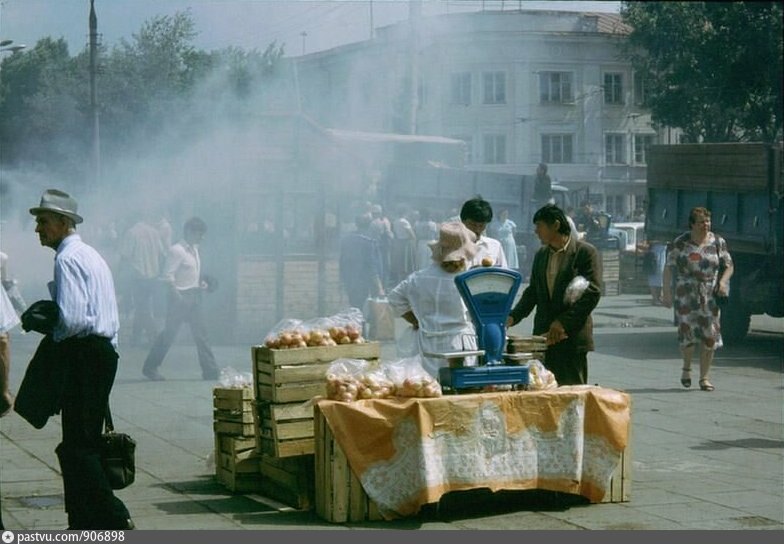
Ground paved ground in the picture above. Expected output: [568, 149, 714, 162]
[1, 294, 782, 530]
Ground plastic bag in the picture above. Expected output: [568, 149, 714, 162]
[382, 355, 442, 398]
[263, 310, 367, 349]
[218, 366, 253, 389]
[564, 275, 590, 305]
[527, 360, 558, 390]
[395, 325, 420, 358]
[325, 358, 370, 402]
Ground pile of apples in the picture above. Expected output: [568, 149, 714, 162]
[264, 325, 365, 350]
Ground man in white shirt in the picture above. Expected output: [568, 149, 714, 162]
[142, 217, 219, 381]
[119, 215, 165, 345]
[460, 197, 508, 268]
[29, 189, 133, 530]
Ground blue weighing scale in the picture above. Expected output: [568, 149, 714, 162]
[434, 267, 530, 392]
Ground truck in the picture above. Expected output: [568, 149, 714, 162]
[645, 142, 783, 343]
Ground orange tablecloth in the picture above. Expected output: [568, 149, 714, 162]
[316, 386, 631, 519]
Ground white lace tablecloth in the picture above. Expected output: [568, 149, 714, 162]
[316, 385, 630, 519]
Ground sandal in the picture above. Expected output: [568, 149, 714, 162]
[699, 379, 715, 392]
[680, 369, 692, 388]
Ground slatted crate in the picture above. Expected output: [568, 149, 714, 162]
[258, 454, 315, 510]
[251, 342, 381, 403]
[314, 402, 383, 523]
[601, 249, 621, 296]
[255, 400, 315, 458]
[213, 387, 263, 493]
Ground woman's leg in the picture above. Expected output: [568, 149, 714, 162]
[680, 344, 694, 387]
[699, 346, 716, 391]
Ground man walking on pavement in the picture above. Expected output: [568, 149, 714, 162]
[143, 217, 219, 381]
[29, 189, 133, 530]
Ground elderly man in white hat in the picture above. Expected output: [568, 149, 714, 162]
[29, 189, 133, 530]
[387, 221, 479, 378]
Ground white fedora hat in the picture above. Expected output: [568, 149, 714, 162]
[29, 189, 84, 224]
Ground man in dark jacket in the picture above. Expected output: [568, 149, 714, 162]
[507, 204, 602, 385]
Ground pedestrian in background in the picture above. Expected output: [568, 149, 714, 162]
[494, 209, 519, 271]
[507, 204, 602, 385]
[29, 189, 133, 530]
[119, 213, 166, 346]
[339, 213, 385, 310]
[662, 207, 733, 392]
[143, 217, 219, 382]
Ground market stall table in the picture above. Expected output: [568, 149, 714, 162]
[315, 386, 631, 522]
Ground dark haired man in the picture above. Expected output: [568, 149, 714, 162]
[507, 204, 602, 385]
[143, 217, 219, 381]
[460, 197, 508, 268]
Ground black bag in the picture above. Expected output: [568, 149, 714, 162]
[101, 406, 136, 490]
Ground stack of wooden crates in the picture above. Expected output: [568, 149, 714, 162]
[250, 341, 381, 509]
[213, 386, 261, 492]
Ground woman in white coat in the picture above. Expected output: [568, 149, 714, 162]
[388, 221, 478, 378]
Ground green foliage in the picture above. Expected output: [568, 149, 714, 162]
[0, 10, 286, 177]
[621, 1, 783, 142]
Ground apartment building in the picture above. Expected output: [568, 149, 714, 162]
[296, 9, 671, 220]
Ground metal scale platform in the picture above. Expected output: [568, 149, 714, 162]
[431, 267, 530, 392]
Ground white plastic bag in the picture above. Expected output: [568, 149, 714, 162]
[564, 275, 590, 305]
[527, 360, 558, 390]
[382, 355, 441, 398]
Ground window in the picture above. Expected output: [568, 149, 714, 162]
[450, 72, 471, 106]
[634, 134, 655, 164]
[452, 135, 474, 164]
[604, 73, 624, 105]
[633, 72, 648, 106]
[541, 134, 574, 164]
[483, 134, 506, 164]
[540, 72, 573, 103]
[482, 71, 506, 104]
[605, 133, 625, 164]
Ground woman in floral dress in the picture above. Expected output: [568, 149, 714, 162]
[662, 207, 733, 391]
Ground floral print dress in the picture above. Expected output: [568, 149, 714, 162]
[667, 232, 733, 349]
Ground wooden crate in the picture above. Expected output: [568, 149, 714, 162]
[216, 465, 263, 493]
[601, 249, 621, 296]
[213, 420, 255, 437]
[213, 386, 254, 411]
[252, 342, 381, 403]
[255, 400, 315, 458]
[314, 404, 382, 523]
[258, 454, 315, 510]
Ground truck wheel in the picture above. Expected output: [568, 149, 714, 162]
[721, 309, 750, 345]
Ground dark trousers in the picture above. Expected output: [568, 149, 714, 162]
[545, 350, 588, 386]
[57, 336, 130, 529]
[143, 289, 218, 377]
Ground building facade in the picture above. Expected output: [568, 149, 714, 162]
[296, 9, 675, 220]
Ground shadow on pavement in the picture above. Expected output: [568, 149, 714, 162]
[691, 438, 784, 451]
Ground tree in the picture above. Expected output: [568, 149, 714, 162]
[0, 38, 87, 173]
[621, 2, 782, 143]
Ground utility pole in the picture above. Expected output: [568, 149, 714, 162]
[300, 31, 307, 55]
[369, 0, 374, 40]
[405, 0, 422, 135]
[89, 0, 100, 188]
